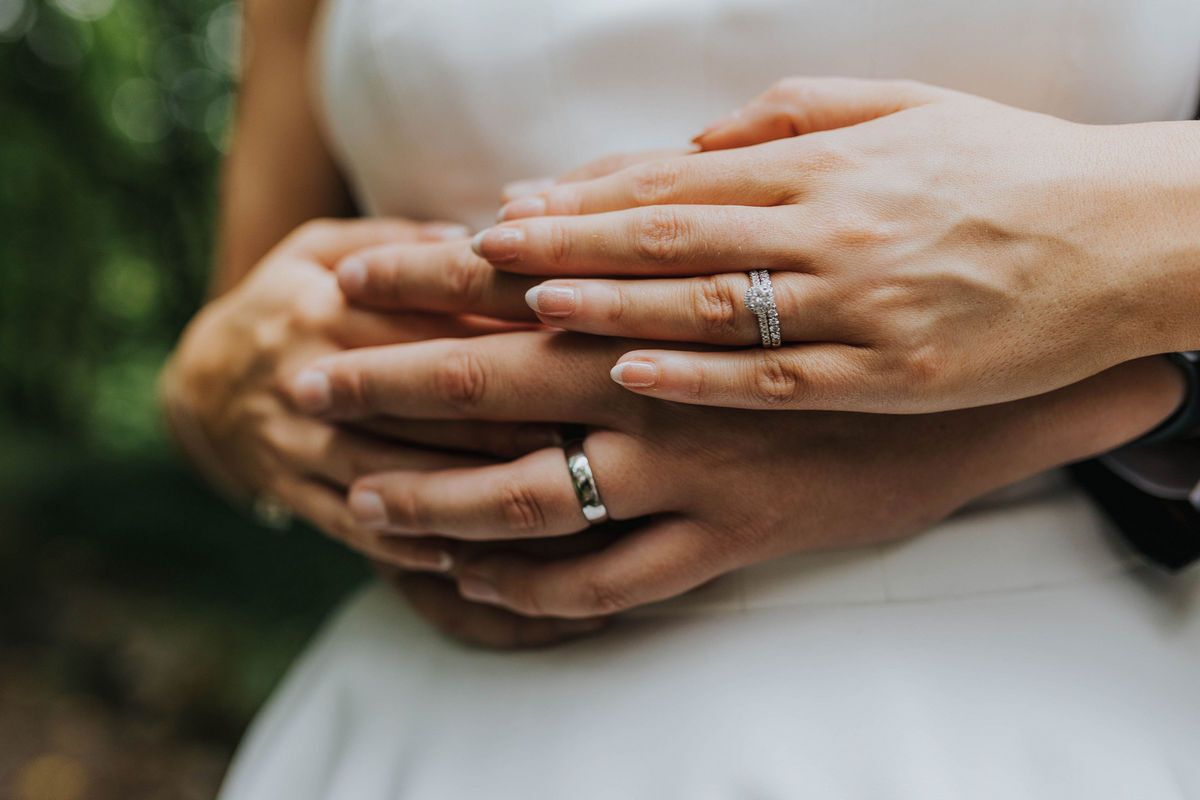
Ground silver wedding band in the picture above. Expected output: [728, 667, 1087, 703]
[564, 439, 609, 525]
[744, 269, 782, 348]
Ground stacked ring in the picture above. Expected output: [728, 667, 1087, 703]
[744, 269, 782, 348]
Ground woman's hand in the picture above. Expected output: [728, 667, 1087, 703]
[287, 330, 1184, 618]
[470, 77, 1200, 412]
[161, 218, 559, 573]
[329, 146, 695, 321]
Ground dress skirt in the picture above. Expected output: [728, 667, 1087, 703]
[218, 474, 1200, 799]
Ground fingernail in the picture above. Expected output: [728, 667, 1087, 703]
[409, 549, 454, 573]
[425, 223, 472, 241]
[292, 369, 332, 413]
[459, 575, 502, 605]
[513, 424, 563, 453]
[693, 108, 741, 141]
[502, 177, 554, 199]
[471, 226, 524, 262]
[349, 489, 388, 528]
[556, 618, 607, 635]
[610, 360, 658, 388]
[336, 257, 367, 294]
[525, 285, 576, 317]
[496, 195, 546, 222]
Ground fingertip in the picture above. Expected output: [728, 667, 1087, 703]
[458, 574, 503, 606]
[336, 257, 367, 295]
[501, 177, 555, 203]
[610, 359, 659, 389]
[525, 284, 577, 317]
[471, 226, 523, 262]
[348, 486, 388, 529]
[496, 195, 547, 222]
[692, 108, 742, 144]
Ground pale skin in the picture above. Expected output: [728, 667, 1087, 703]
[164, 0, 1189, 639]
[471, 78, 1200, 413]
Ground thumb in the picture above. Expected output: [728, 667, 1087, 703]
[694, 77, 945, 151]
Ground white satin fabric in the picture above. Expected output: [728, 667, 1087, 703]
[220, 1, 1200, 797]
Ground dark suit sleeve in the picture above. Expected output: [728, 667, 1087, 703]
[1072, 434, 1200, 572]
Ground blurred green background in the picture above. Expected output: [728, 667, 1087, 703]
[0, 1, 367, 797]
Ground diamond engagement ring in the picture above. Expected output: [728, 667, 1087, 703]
[564, 439, 609, 525]
[744, 269, 782, 348]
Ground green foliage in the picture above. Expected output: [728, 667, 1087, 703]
[0, 1, 371, 762]
[0, 0, 235, 452]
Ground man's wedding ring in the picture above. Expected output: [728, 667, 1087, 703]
[744, 269, 782, 348]
[564, 439, 609, 525]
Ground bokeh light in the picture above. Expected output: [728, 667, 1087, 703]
[0, 0, 31, 40]
[51, 0, 113, 22]
[111, 77, 169, 144]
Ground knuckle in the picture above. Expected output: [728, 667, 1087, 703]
[293, 280, 343, 331]
[601, 282, 628, 325]
[444, 248, 489, 305]
[327, 363, 374, 415]
[633, 208, 689, 265]
[290, 217, 338, 249]
[545, 221, 573, 268]
[581, 574, 635, 616]
[770, 76, 815, 103]
[499, 580, 547, 618]
[899, 342, 946, 387]
[433, 348, 488, 410]
[752, 353, 802, 406]
[495, 480, 548, 534]
[689, 276, 740, 336]
[387, 487, 430, 531]
[630, 160, 683, 206]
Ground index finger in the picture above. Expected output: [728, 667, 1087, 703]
[287, 331, 637, 425]
[336, 240, 537, 321]
[498, 143, 797, 222]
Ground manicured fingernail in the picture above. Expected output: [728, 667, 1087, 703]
[497, 195, 546, 221]
[470, 226, 523, 261]
[610, 360, 658, 388]
[349, 489, 388, 528]
[425, 223, 472, 241]
[292, 369, 331, 412]
[525, 285, 576, 317]
[513, 424, 563, 453]
[503, 177, 554, 199]
[336, 257, 367, 294]
[459, 575, 501, 604]
[556, 618, 607, 635]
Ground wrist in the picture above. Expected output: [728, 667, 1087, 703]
[963, 356, 1185, 493]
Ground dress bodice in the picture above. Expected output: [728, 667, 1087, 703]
[316, 0, 1200, 230]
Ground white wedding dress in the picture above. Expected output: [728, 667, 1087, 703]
[219, 1, 1200, 797]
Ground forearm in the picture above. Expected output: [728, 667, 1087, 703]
[1104, 121, 1200, 355]
[215, 0, 352, 294]
[962, 356, 1185, 498]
